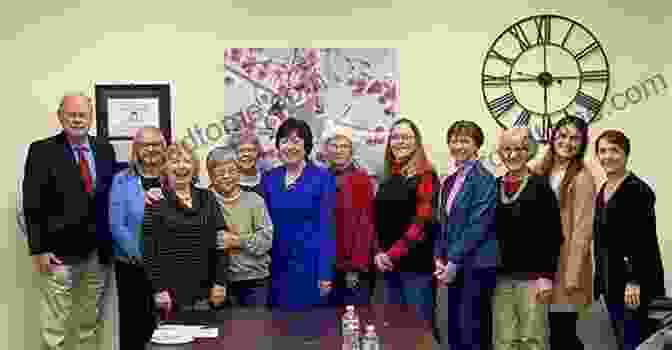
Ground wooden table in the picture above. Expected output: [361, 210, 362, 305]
[148, 304, 431, 349]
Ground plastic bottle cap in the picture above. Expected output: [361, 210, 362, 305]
[346, 305, 354, 311]
[367, 325, 375, 331]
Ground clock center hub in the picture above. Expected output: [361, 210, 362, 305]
[538, 72, 554, 87]
[510, 45, 581, 115]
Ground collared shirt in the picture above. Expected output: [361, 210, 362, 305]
[442, 160, 476, 217]
[330, 162, 356, 191]
[69, 140, 97, 186]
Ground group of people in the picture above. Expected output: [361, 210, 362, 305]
[21, 92, 666, 350]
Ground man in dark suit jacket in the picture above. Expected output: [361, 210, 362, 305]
[23, 92, 117, 350]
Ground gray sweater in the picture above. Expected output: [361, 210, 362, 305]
[212, 190, 273, 282]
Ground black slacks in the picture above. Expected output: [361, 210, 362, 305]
[115, 260, 157, 350]
[549, 311, 584, 350]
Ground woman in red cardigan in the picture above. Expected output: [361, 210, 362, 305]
[325, 127, 377, 306]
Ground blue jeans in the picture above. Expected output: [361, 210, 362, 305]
[329, 271, 373, 307]
[382, 271, 435, 325]
[228, 278, 270, 307]
[605, 300, 644, 350]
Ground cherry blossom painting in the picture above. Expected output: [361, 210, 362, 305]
[220, 48, 399, 180]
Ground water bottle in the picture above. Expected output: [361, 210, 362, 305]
[362, 325, 380, 350]
[351, 321, 361, 350]
[342, 305, 361, 350]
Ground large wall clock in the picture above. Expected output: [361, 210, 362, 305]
[481, 15, 610, 143]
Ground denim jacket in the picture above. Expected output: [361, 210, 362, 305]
[109, 164, 146, 259]
[433, 160, 499, 270]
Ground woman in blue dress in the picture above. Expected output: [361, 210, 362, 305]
[262, 118, 336, 312]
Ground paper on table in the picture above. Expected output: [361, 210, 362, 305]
[152, 328, 194, 345]
[158, 325, 206, 331]
[155, 325, 218, 338]
[193, 328, 218, 338]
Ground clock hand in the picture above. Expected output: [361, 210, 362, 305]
[544, 85, 549, 115]
[509, 75, 581, 83]
[543, 43, 548, 77]
[550, 75, 580, 80]
[515, 72, 539, 78]
[515, 71, 583, 81]
[509, 77, 540, 82]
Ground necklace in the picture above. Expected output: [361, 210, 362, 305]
[240, 173, 261, 187]
[221, 190, 241, 204]
[500, 173, 530, 205]
[285, 167, 303, 189]
[604, 171, 629, 202]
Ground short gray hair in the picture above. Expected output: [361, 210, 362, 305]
[128, 126, 167, 175]
[498, 127, 538, 162]
[206, 145, 238, 172]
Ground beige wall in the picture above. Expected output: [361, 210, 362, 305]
[2, 1, 671, 349]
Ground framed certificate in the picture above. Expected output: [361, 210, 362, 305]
[94, 81, 174, 162]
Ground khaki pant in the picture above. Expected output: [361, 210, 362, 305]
[493, 277, 549, 350]
[39, 251, 110, 350]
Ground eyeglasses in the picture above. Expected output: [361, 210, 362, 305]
[61, 111, 91, 120]
[166, 157, 193, 166]
[328, 143, 352, 151]
[139, 142, 164, 149]
[213, 168, 239, 177]
[279, 137, 305, 146]
[500, 147, 528, 157]
[389, 134, 415, 143]
[237, 146, 258, 155]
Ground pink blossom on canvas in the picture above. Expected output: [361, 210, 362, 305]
[239, 109, 256, 132]
[352, 79, 368, 96]
[366, 80, 384, 95]
[254, 62, 271, 81]
[303, 48, 321, 67]
[382, 79, 399, 114]
[226, 48, 244, 64]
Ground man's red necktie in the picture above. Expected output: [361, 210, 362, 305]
[77, 145, 93, 193]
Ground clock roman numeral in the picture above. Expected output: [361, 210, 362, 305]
[534, 15, 552, 45]
[575, 41, 599, 61]
[513, 109, 531, 127]
[482, 74, 510, 87]
[531, 115, 554, 143]
[561, 23, 575, 48]
[487, 92, 516, 118]
[581, 69, 609, 82]
[540, 115, 553, 143]
[509, 23, 531, 51]
[487, 49, 515, 66]
[576, 91, 602, 112]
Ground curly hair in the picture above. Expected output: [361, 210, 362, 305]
[162, 143, 201, 186]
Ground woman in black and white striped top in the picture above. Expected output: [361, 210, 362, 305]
[145, 143, 229, 317]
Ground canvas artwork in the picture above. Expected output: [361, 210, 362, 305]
[217, 48, 400, 184]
